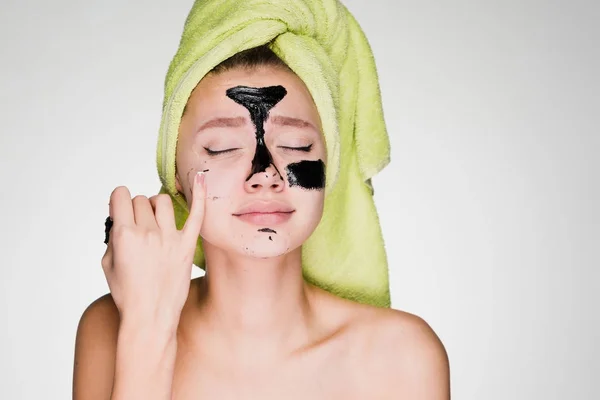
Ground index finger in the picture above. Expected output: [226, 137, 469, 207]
[109, 186, 135, 226]
[182, 171, 206, 244]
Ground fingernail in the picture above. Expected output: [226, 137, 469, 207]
[196, 171, 205, 186]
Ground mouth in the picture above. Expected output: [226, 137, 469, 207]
[232, 200, 295, 225]
[233, 211, 295, 225]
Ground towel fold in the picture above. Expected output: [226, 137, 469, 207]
[156, 0, 392, 307]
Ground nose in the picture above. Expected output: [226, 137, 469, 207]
[244, 164, 285, 193]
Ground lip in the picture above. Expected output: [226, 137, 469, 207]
[233, 200, 295, 215]
[234, 211, 294, 225]
[233, 200, 295, 225]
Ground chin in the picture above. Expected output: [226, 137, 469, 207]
[201, 224, 314, 260]
[237, 234, 298, 258]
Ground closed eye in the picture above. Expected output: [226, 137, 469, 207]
[279, 144, 313, 152]
[204, 147, 240, 155]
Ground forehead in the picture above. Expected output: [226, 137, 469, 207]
[186, 66, 322, 129]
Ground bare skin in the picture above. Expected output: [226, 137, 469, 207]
[73, 66, 450, 399]
[74, 277, 449, 399]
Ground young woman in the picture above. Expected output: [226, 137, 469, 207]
[73, 8, 449, 400]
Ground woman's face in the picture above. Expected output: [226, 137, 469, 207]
[175, 66, 326, 259]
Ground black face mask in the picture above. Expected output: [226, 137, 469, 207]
[226, 85, 325, 190]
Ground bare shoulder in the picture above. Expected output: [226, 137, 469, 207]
[367, 307, 447, 357]
[77, 292, 120, 328]
[310, 286, 450, 399]
[73, 293, 120, 399]
[75, 292, 120, 348]
[352, 305, 451, 398]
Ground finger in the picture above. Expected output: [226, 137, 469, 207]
[150, 194, 176, 231]
[110, 186, 134, 227]
[132, 195, 158, 229]
[182, 171, 206, 243]
[149, 195, 158, 213]
[101, 236, 113, 273]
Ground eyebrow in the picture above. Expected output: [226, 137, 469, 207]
[270, 115, 318, 132]
[197, 116, 246, 132]
[196, 115, 318, 133]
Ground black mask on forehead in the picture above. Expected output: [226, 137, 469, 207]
[226, 85, 286, 181]
[225, 84, 326, 190]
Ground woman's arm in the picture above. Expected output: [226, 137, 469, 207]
[72, 294, 179, 400]
[74, 175, 205, 399]
[73, 294, 119, 400]
[110, 317, 178, 400]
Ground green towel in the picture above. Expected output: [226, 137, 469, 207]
[156, 0, 392, 307]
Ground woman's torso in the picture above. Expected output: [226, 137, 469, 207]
[169, 278, 399, 399]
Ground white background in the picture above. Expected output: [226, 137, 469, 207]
[1, 0, 598, 398]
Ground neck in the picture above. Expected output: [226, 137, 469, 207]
[189, 242, 317, 364]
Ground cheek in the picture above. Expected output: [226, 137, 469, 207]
[288, 182, 325, 220]
[202, 160, 249, 202]
[199, 167, 240, 240]
[284, 159, 326, 190]
[204, 168, 237, 199]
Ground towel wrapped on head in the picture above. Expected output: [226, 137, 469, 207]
[156, 0, 392, 307]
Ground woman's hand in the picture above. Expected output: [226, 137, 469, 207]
[101, 171, 206, 330]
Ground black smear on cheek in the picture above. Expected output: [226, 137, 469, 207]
[226, 86, 287, 181]
[258, 228, 277, 234]
[286, 160, 326, 190]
